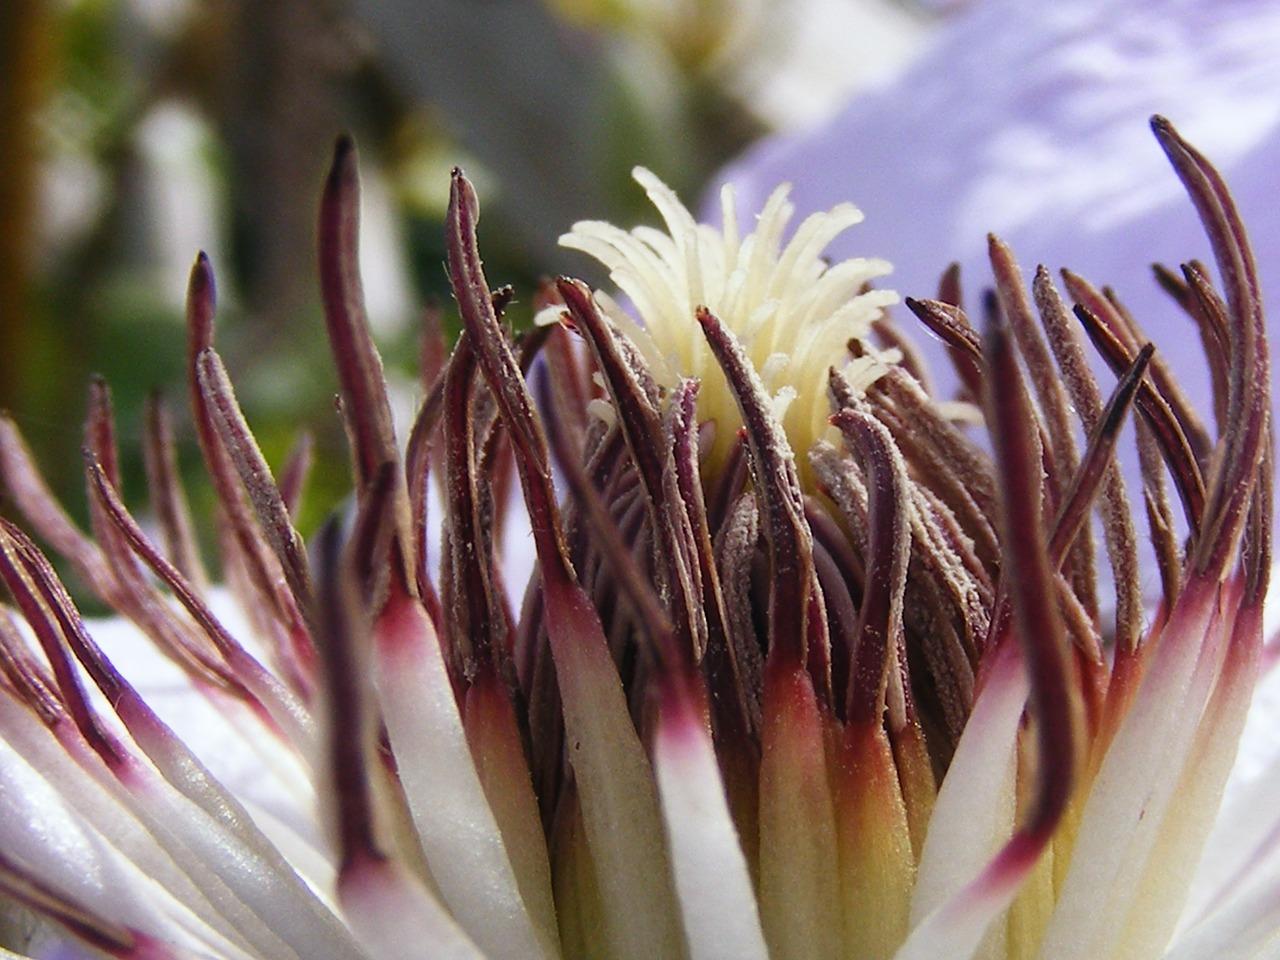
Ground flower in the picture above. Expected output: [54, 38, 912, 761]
[0, 117, 1272, 960]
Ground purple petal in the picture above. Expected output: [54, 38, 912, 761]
[715, 0, 1280, 549]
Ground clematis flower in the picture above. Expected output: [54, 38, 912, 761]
[0, 115, 1272, 960]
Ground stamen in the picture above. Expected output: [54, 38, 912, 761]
[82, 383, 228, 684]
[983, 314, 1081, 846]
[1159, 262, 1231, 429]
[1153, 116, 1270, 582]
[319, 137, 419, 609]
[277, 430, 315, 522]
[1073, 301, 1207, 531]
[318, 137, 400, 491]
[0, 521, 127, 771]
[1138, 416, 1186, 604]
[448, 168, 685, 960]
[0, 414, 117, 599]
[559, 278, 706, 666]
[0, 607, 61, 725]
[310, 516, 384, 874]
[196, 347, 315, 616]
[670, 381, 741, 684]
[184, 255, 315, 694]
[861, 367, 1000, 570]
[1034, 267, 1144, 656]
[84, 455, 308, 747]
[907, 298, 977, 380]
[989, 237, 1097, 619]
[698, 307, 826, 678]
[403, 314, 448, 620]
[0, 853, 137, 957]
[1046, 345, 1153, 568]
[442, 332, 510, 675]
[142, 392, 209, 590]
[830, 408, 910, 725]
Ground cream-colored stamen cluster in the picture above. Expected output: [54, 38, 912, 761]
[548, 167, 900, 470]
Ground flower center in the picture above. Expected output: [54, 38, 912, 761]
[552, 168, 900, 476]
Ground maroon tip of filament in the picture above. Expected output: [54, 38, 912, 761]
[186, 252, 216, 354]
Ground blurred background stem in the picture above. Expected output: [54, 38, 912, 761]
[0, 0, 53, 419]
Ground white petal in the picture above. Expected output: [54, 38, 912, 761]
[370, 594, 556, 960]
[652, 689, 769, 960]
[1037, 580, 1229, 959]
[0, 733, 257, 960]
[338, 857, 484, 960]
[895, 639, 1026, 960]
